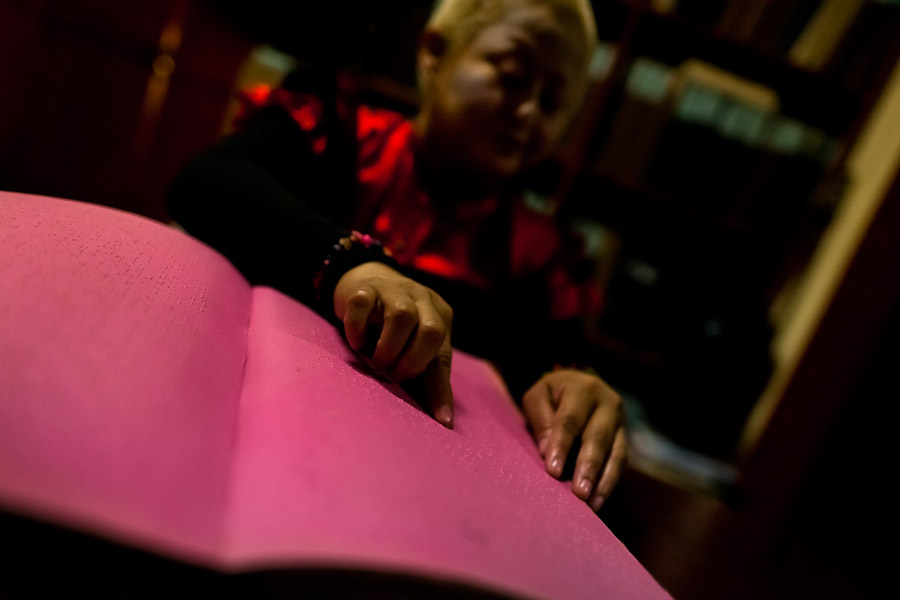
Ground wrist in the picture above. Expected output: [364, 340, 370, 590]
[313, 230, 397, 318]
[547, 364, 599, 378]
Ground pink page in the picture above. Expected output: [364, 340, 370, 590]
[0, 192, 250, 562]
[225, 286, 669, 600]
[0, 191, 669, 599]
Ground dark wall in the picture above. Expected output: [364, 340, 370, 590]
[0, 0, 251, 221]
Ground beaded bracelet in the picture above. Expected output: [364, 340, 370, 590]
[312, 230, 389, 302]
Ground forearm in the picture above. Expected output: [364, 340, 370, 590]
[168, 153, 341, 304]
[165, 109, 389, 311]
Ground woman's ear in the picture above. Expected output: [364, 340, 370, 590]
[417, 29, 448, 82]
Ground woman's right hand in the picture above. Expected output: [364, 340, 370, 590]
[333, 261, 454, 428]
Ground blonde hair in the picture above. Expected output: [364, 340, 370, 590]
[426, 0, 597, 66]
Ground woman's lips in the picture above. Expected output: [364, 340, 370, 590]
[492, 131, 528, 152]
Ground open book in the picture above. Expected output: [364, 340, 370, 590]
[0, 191, 668, 599]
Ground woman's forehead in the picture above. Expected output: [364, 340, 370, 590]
[472, 4, 590, 66]
[466, 7, 589, 81]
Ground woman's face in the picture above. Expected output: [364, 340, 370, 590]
[416, 5, 589, 182]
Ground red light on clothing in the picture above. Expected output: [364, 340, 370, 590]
[246, 84, 271, 104]
[290, 103, 320, 132]
[374, 214, 391, 232]
[413, 254, 465, 279]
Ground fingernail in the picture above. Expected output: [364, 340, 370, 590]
[538, 436, 549, 456]
[590, 495, 606, 512]
[548, 456, 562, 477]
[577, 478, 592, 497]
[436, 405, 453, 428]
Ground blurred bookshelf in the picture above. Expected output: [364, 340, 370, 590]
[548, 0, 900, 466]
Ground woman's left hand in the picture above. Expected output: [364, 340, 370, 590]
[522, 369, 627, 512]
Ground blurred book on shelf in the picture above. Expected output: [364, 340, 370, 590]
[733, 116, 839, 236]
[588, 40, 619, 81]
[714, 0, 775, 43]
[748, 0, 824, 55]
[590, 56, 837, 229]
[641, 60, 779, 215]
[594, 57, 676, 182]
[714, 0, 825, 55]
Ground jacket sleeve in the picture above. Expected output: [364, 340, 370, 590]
[165, 77, 395, 314]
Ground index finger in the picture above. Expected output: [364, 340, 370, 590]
[545, 394, 593, 479]
[590, 428, 627, 511]
[423, 336, 454, 428]
[572, 406, 617, 501]
[522, 380, 555, 458]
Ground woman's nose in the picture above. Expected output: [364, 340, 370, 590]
[515, 88, 541, 122]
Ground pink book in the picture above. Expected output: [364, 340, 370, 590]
[0, 191, 669, 599]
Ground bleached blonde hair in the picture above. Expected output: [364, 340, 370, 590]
[425, 0, 597, 66]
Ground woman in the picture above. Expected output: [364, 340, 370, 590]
[168, 0, 624, 512]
